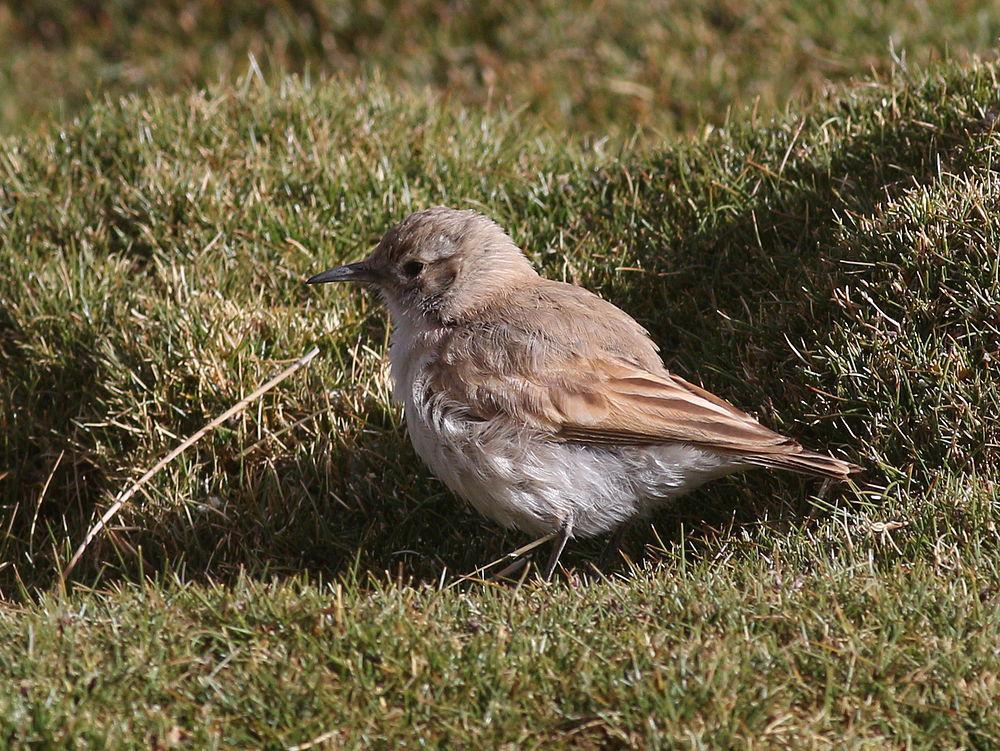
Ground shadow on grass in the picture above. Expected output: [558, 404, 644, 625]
[38, 362, 850, 596]
[589, 94, 988, 461]
[56, 445, 833, 593]
[0, 324, 129, 594]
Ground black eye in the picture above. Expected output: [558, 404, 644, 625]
[402, 261, 424, 278]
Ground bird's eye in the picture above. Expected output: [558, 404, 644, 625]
[402, 261, 424, 278]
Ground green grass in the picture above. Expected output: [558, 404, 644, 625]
[4, 515, 997, 748]
[2, 51, 999, 747]
[3, 0, 1000, 136]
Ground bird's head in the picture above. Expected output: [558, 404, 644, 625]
[306, 206, 537, 326]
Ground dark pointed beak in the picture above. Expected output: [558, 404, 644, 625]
[305, 261, 377, 285]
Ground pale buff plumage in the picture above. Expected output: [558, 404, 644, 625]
[307, 206, 859, 577]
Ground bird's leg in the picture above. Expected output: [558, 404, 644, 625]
[817, 478, 834, 501]
[599, 523, 630, 569]
[543, 517, 574, 581]
[489, 555, 529, 581]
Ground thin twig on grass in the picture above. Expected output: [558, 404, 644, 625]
[450, 532, 557, 586]
[30, 450, 64, 558]
[287, 727, 340, 751]
[61, 347, 320, 582]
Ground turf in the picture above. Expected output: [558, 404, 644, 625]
[1, 47, 999, 750]
[3, 0, 1000, 137]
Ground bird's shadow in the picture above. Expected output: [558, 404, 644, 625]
[62, 405, 850, 592]
[48, 386, 838, 593]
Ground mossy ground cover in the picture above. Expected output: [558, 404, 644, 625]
[1, 7, 998, 748]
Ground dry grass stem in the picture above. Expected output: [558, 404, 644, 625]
[61, 347, 320, 581]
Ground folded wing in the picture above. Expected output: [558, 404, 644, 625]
[436, 346, 856, 480]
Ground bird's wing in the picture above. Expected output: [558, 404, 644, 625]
[563, 359, 799, 452]
[436, 342, 795, 455]
[431, 279, 857, 479]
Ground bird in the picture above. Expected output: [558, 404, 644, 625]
[307, 206, 859, 579]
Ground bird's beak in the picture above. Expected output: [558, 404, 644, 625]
[305, 261, 378, 285]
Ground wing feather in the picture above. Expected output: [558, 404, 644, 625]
[437, 343, 794, 454]
[430, 279, 858, 479]
[427, 279, 857, 479]
[544, 358, 794, 452]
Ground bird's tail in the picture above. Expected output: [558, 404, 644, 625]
[745, 446, 861, 481]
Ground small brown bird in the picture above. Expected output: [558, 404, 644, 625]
[307, 207, 858, 578]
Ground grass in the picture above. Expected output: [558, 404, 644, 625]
[4, 514, 997, 748]
[3, 0, 1000, 137]
[1, 24, 1000, 750]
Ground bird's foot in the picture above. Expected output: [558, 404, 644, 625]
[542, 517, 574, 581]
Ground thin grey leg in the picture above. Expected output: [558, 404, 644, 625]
[818, 478, 834, 500]
[543, 518, 573, 581]
[599, 523, 630, 569]
[490, 555, 529, 581]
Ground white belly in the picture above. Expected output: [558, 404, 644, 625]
[401, 369, 742, 538]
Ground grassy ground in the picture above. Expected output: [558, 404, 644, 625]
[3, 0, 1000, 136]
[2, 57, 999, 745]
[3, 0, 1000, 743]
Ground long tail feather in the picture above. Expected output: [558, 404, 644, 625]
[745, 448, 861, 480]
